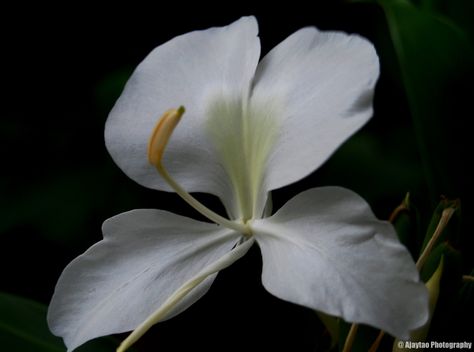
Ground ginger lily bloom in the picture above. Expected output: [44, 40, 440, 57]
[47, 17, 428, 352]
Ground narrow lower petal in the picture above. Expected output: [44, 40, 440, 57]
[105, 17, 260, 215]
[47, 209, 246, 351]
[251, 28, 379, 190]
[252, 187, 428, 339]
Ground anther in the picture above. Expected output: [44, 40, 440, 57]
[148, 106, 185, 167]
[147, 106, 250, 236]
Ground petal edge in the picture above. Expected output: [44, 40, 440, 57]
[47, 209, 244, 351]
[252, 28, 380, 190]
[252, 187, 428, 339]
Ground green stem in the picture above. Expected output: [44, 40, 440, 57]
[416, 207, 455, 270]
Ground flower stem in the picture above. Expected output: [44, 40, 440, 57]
[462, 275, 474, 283]
[342, 323, 359, 352]
[416, 207, 455, 271]
[388, 192, 410, 223]
[368, 330, 385, 352]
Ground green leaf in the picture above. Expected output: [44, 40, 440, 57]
[0, 292, 126, 351]
[0, 292, 64, 352]
[419, 242, 461, 283]
[421, 256, 444, 335]
[414, 0, 474, 44]
[418, 245, 463, 339]
[377, 0, 473, 201]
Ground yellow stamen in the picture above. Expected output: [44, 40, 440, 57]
[116, 107, 252, 352]
[148, 106, 185, 167]
[147, 106, 250, 235]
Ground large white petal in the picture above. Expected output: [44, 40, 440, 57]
[251, 28, 379, 190]
[47, 209, 249, 351]
[105, 17, 260, 214]
[252, 187, 428, 339]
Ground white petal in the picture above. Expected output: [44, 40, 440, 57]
[252, 187, 428, 339]
[105, 17, 260, 214]
[251, 28, 379, 190]
[47, 209, 248, 351]
[117, 235, 255, 352]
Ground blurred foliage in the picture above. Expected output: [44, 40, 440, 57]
[377, 0, 472, 201]
[0, 292, 65, 352]
[0, 291, 130, 352]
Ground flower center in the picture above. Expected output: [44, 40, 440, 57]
[148, 106, 251, 236]
[205, 97, 280, 221]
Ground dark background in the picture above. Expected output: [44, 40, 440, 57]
[1, 1, 471, 351]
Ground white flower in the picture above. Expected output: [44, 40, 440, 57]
[47, 17, 428, 352]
